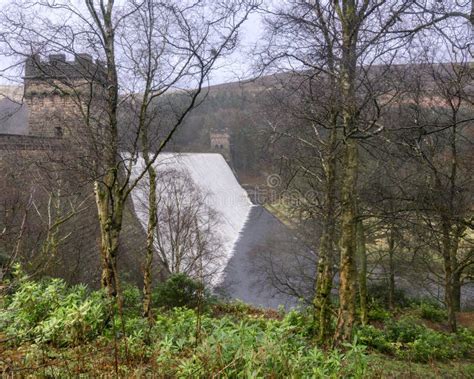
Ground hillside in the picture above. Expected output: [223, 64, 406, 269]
[0, 79, 271, 180]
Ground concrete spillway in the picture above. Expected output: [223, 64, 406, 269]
[219, 205, 314, 308]
[130, 153, 252, 285]
[130, 153, 312, 308]
[135, 153, 252, 255]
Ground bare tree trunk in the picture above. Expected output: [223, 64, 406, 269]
[94, 157, 124, 299]
[314, 122, 337, 344]
[356, 216, 367, 326]
[442, 118, 461, 330]
[94, 185, 110, 291]
[444, 263, 457, 333]
[442, 220, 457, 332]
[334, 138, 359, 344]
[448, 124, 462, 314]
[450, 228, 462, 312]
[87, 0, 122, 300]
[94, 166, 125, 301]
[195, 217, 204, 343]
[142, 155, 157, 322]
[387, 228, 396, 310]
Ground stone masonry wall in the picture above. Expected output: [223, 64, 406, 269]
[23, 54, 106, 139]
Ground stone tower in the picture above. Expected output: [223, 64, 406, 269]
[24, 53, 106, 138]
[210, 128, 231, 161]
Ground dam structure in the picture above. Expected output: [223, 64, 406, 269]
[130, 153, 312, 308]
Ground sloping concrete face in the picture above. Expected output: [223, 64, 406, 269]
[218, 205, 315, 309]
[130, 152, 314, 308]
[130, 153, 253, 284]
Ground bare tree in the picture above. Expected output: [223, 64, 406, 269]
[356, 27, 473, 331]
[135, 167, 224, 285]
[399, 55, 473, 332]
[257, 78, 342, 341]
[0, 0, 258, 303]
[0, 149, 91, 282]
[257, 0, 435, 343]
[256, 0, 473, 342]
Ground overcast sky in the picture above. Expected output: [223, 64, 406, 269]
[210, 11, 264, 85]
[0, 1, 264, 87]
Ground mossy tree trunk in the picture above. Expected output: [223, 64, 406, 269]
[334, 138, 359, 345]
[356, 216, 367, 326]
[87, 0, 124, 303]
[333, 0, 360, 345]
[314, 119, 338, 343]
[94, 179, 124, 298]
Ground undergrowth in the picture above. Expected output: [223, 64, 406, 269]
[1, 272, 473, 377]
[357, 316, 474, 362]
[1, 275, 367, 377]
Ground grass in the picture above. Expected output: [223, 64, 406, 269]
[366, 354, 474, 378]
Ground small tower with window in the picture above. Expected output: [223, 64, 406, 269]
[210, 128, 231, 161]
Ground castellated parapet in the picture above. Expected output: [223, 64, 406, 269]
[24, 53, 106, 138]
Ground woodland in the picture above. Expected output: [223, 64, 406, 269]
[0, 0, 473, 377]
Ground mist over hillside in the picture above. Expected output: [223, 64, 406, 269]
[163, 77, 273, 180]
